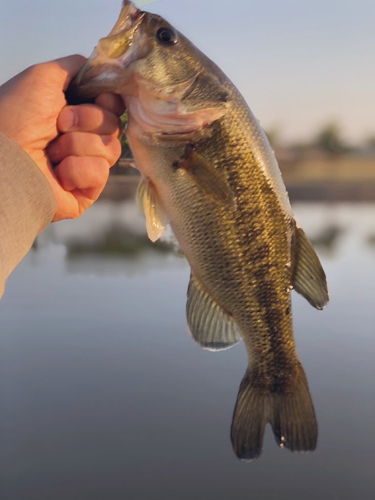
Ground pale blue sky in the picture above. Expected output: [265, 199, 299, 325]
[0, 0, 373, 144]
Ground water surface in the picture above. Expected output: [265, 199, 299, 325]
[0, 196, 374, 500]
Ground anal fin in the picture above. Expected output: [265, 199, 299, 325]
[186, 274, 242, 351]
[292, 226, 329, 310]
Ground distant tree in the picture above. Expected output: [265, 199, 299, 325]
[366, 135, 375, 149]
[315, 122, 346, 154]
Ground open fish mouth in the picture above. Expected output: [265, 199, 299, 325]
[105, 0, 142, 37]
[67, 1, 145, 101]
[96, 1, 145, 61]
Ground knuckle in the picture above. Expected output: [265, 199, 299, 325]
[56, 133, 82, 158]
[55, 158, 74, 189]
[71, 53, 85, 63]
[23, 64, 37, 77]
[63, 132, 78, 151]
[23, 64, 45, 83]
[77, 133, 101, 155]
[61, 155, 76, 170]
[98, 157, 110, 172]
[91, 107, 105, 130]
[58, 156, 76, 181]
[107, 137, 122, 164]
[84, 158, 109, 187]
[96, 159, 110, 180]
[92, 106, 114, 132]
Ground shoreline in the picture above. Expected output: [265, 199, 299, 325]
[104, 157, 375, 203]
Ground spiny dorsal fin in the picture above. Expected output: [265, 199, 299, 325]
[186, 274, 242, 351]
[179, 147, 236, 210]
[137, 179, 168, 242]
[292, 226, 329, 310]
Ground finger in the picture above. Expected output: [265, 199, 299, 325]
[58, 104, 122, 136]
[55, 156, 110, 198]
[48, 132, 122, 166]
[95, 93, 126, 116]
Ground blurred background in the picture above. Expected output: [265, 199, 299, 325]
[0, 1, 374, 499]
[1, 0, 374, 200]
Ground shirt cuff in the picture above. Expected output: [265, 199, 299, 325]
[0, 133, 57, 297]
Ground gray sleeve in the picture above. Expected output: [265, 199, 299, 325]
[0, 133, 57, 298]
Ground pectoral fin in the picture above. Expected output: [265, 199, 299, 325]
[137, 179, 168, 242]
[186, 274, 242, 351]
[179, 149, 236, 210]
[292, 227, 329, 310]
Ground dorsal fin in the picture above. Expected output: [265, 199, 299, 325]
[186, 274, 242, 351]
[292, 226, 329, 310]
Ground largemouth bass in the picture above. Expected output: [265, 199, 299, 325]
[68, 0, 329, 459]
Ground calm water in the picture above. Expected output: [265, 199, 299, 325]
[0, 192, 374, 499]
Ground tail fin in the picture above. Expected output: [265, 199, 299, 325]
[231, 363, 317, 460]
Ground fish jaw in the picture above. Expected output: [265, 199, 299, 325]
[96, 1, 146, 62]
[67, 1, 148, 102]
[66, 0, 226, 124]
[106, 1, 141, 38]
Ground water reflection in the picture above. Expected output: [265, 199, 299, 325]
[35, 180, 374, 268]
[309, 225, 345, 256]
[67, 226, 174, 259]
[32, 184, 374, 460]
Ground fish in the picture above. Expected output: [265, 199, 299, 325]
[67, 0, 329, 460]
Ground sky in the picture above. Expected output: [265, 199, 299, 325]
[0, 0, 373, 144]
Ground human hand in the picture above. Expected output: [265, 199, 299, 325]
[0, 55, 124, 221]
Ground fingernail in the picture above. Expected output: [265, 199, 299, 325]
[60, 108, 77, 131]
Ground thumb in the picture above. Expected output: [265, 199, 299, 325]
[47, 55, 87, 91]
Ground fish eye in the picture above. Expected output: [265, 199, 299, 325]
[157, 27, 178, 45]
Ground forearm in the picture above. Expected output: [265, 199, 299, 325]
[0, 133, 57, 298]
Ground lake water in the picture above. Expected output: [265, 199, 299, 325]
[0, 188, 374, 499]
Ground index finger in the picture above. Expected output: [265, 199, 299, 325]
[57, 104, 122, 136]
